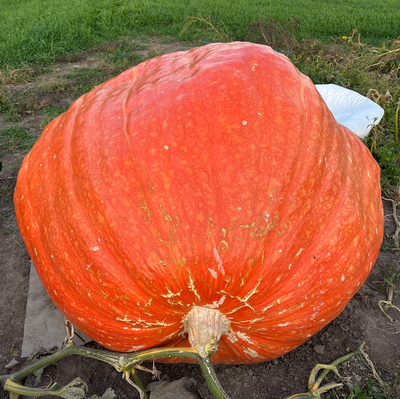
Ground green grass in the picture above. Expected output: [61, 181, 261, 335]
[0, 91, 10, 113]
[64, 67, 116, 94]
[1, 0, 400, 68]
[327, 379, 391, 399]
[0, 127, 37, 152]
[39, 105, 70, 129]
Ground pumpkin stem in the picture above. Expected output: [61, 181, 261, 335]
[181, 307, 232, 398]
[183, 306, 231, 356]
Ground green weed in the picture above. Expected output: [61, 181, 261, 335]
[63, 39, 144, 96]
[0, 90, 20, 119]
[40, 105, 69, 129]
[104, 39, 144, 70]
[380, 241, 396, 252]
[0, 65, 40, 84]
[327, 379, 390, 398]
[146, 47, 162, 59]
[2, 87, 65, 117]
[43, 81, 69, 93]
[0, 127, 37, 152]
[0, 179, 16, 205]
[180, 14, 230, 43]
[64, 67, 116, 96]
[4, 110, 23, 122]
[246, 16, 300, 52]
[0, 91, 9, 112]
[44, 105, 68, 118]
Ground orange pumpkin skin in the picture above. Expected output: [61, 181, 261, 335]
[14, 42, 383, 364]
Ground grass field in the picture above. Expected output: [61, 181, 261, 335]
[1, 0, 400, 68]
[0, 2, 399, 398]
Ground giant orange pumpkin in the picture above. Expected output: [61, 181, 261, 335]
[14, 42, 383, 364]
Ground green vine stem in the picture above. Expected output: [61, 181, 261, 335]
[0, 313, 366, 399]
[1, 340, 231, 399]
[131, 372, 148, 399]
[1, 308, 233, 399]
[4, 377, 89, 398]
[197, 353, 231, 399]
[1, 338, 369, 399]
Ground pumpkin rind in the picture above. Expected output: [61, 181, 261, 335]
[14, 42, 384, 364]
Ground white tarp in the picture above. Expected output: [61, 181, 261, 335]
[21, 262, 91, 357]
[316, 84, 384, 139]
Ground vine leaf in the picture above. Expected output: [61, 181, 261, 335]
[147, 377, 199, 399]
[33, 367, 44, 387]
[89, 387, 116, 399]
[52, 377, 88, 399]
[10, 345, 20, 358]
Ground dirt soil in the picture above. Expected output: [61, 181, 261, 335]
[0, 38, 400, 399]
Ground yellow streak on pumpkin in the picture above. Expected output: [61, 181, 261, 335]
[219, 275, 262, 314]
[223, 276, 231, 288]
[155, 332, 179, 342]
[236, 331, 253, 343]
[157, 256, 168, 266]
[148, 179, 154, 195]
[262, 301, 279, 313]
[144, 298, 153, 308]
[243, 348, 259, 358]
[158, 206, 180, 267]
[160, 204, 173, 223]
[218, 240, 229, 253]
[239, 224, 251, 229]
[158, 238, 179, 266]
[227, 331, 238, 343]
[116, 315, 174, 328]
[168, 244, 179, 266]
[140, 198, 151, 220]
[256, 214, 280, 238]
[143, 311, 154, 317]
[233, 317, 265, 325]
[237, 325, 265, 331]
[167, 299, 186, 307]
[160, 287, 182, 298]
[187, 273, 201, 301]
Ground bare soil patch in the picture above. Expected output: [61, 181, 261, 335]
[0, 38, 399, 399]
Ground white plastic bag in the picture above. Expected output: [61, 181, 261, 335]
[316, 84, 384, 139]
